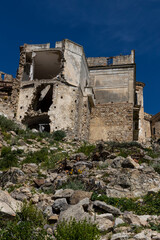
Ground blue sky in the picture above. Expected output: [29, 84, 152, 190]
[0, 0, 160, 115]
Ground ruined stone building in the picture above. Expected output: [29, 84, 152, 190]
[0, 39, 159, 142]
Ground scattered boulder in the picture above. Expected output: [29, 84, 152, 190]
[52, 198, 68, 214]
[58, 201, 92, 223]
[0, 167, 25, 187]
[93, 200, 122, 216]
[111, 156, 125, 168]
[111, 233, 131, 240]
[34, 178, 45, 187]
[96, 217, 113, 232]
[0, 190, 22, 218]
[70, 190, 92, 205]
[114, 217, 125, 227]
[121, 156, 140, 169]
[52, 189, 74, 200]
[22, 163, 38, 174]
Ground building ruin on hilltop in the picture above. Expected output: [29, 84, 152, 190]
[0, 39, 159, 142]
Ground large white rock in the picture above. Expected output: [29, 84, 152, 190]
[0, 190, 22, 217]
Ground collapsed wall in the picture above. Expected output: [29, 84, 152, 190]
[0, 71, 16, 119]
[15, 39, 95, 140]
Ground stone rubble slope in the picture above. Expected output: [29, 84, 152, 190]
[0, 121, 160, 239]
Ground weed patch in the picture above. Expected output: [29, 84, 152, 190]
[92, 191, 160, 215]
[55, 218, 100, 240]
[0, 201, 52, 240]
[77, 143, 96, 156]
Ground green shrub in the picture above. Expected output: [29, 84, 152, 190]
[2, 131, 11, 141]
[77, 143, 96, 156]
[149, 222, 160, 232]
[145, 148, 159, 159]
[55, 218, 100, 240]
[0, 147, 19, 169]
[19, 201, 44, 226]
[92, 191, 160, 215]
[0, 115, 19, 132]
[152, 163, 160, 174]
[0, 201, 52, 240]
[60, 178, 86, 191]
[106, 141, 142, 148]
[41, 152, 67, 169]
[23, 148, 49, 164]
[53, 130, 66, 141]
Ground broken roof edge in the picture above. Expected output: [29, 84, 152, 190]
[87, 49, 135, 60]
[20, 43, 50, 52]
[56, 38, 89, 63]
[56, 38, 84, 50]
[151, 112, 160, 121]
[136, 81, 145, 88]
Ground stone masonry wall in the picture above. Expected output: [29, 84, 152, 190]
[89, 103, 133, 142]
[11, 48, 26, 114]
[153, 121, 160, 140]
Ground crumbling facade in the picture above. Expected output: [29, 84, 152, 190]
[15, 40, 95, 140]
[1, 39, 158, 143]
[151, 112, 160, 140]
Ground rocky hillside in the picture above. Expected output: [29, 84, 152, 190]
[0, 115, 160, 239]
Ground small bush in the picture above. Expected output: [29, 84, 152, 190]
[0, 115, 19, 132]
[55, 218, 100, 240]
[106, 141, 142, 149]
[92, 191, 160, 215]
[0, 201, 52, 240]
[149, 222, 160, 232]
[23, 148, 49, 164]
[42, 152, 67, 169]
[77, 143, 96, 156]
[145, 148, 159, 159]
[19, 201, 45, 226]
[60, 178, 86, 191]
[0, 147, 19, 169]
[152, 163, 160, 174]
[53, 130, 66, 141]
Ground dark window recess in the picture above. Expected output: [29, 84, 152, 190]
[135, 93, 138, 105]
[33, 85, 53, 113]
[88, 99, 91, 113]
[153, 128, 156, 135]
[22, 52, 32, 81]
[1, 74, 5, 81]
[27, 116, 50, 133]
